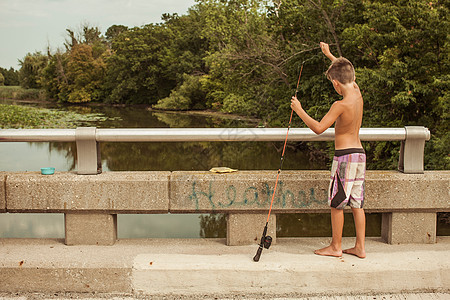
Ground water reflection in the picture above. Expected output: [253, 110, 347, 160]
[199, 214, 227, 238]
[0, 213, 64, 238]
[118, 214, 204, 239]
[100, 141, 325, 172]
[0, 142, 75, 172]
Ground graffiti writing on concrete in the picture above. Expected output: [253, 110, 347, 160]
[188, 180, 327, 210]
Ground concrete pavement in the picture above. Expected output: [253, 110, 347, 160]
[0, 237, 449, 298]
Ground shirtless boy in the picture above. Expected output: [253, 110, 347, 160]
[290, 42, 366, 258]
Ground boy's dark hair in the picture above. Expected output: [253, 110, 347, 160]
[325, 57, 355, 84]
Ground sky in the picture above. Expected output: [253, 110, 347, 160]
[0, 0, 197, 70]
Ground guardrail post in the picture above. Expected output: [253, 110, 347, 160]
[75, 127, 101, 175]
[398, 126, 430, 174]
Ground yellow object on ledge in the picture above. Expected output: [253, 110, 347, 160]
[209, 167, 238, 173]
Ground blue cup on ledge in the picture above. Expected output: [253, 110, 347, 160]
[40, 167, 55, 175]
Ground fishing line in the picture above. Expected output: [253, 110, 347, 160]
[253, 61, 305, 263]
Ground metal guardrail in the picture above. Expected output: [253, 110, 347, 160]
[0, 126, 430, 174]
[0, 127, 408, 142]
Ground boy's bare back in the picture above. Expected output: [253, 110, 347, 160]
[333, 83, 363, 150]
[290, 73, 363, 150]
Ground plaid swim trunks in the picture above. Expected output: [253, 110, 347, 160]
[328, 148, 366, 209]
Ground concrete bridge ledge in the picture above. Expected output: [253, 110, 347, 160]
[1, 170, 449, 246]
[5, 171, 171, 213]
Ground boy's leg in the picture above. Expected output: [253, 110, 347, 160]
[343, 207, 366, 258]
[315, 207, 343, 257]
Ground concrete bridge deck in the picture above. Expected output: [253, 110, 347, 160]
[1, 292, 449, 299]
[1, 237, 449, 298]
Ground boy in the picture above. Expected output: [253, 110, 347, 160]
[290, 42, 366, 258]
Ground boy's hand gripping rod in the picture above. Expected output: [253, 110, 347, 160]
[253, 64, 304, 262]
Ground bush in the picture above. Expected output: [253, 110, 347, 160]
[221, 93, 255, 115]
[153, 74, 206, 110]
[153, 90, 191, 110]
[0, 86, 44, 101]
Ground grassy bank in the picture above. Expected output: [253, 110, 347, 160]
[0, 86, 45, 101]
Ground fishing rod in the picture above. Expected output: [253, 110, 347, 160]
[253, 63, 304, 262]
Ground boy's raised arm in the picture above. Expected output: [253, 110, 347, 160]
[320, 42, 337, 62]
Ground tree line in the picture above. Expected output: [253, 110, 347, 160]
[3, 0, 449, 169]
[0, 67, 19, 86]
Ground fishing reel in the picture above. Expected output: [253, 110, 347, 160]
[253, 234, 272, 262]
[263, 235, 272, 249]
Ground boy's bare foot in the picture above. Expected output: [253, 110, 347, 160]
[314, 245, 342, 257]
[343, 247, 366, 259]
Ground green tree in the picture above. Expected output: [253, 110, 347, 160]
[104, 11, 210, 106]
[41, 25, 109, 103]
[105, 25, 128, 44]
[65, 44, 107, 103]
[18, 52, 48, 89]
[41, 50, 69, 101]
[195, 0, 281, 117]
[0, 72, 4, 86]
[104, 24, 175, 104]
[160, 12, 209, 83]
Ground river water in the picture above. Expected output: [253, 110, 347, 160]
[2, 100, 447, 239]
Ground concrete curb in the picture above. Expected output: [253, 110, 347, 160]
[1, 237, 449, 297]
